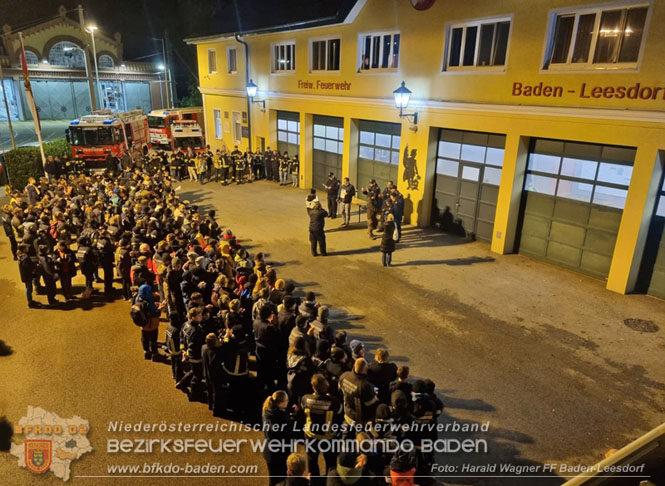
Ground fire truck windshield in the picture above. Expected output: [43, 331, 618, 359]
[148, 116, 166, 128]
[69, 126, 116, 146]
[174, 136, 204, 151]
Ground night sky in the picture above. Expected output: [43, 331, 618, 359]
[1, 0, 350, 99]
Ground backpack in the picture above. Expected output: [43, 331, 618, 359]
[130, 299, 149, 327]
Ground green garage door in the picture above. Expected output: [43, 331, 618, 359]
[518, 139, 635, 279]
[277, 110, 300, 157]
[313, 115, 344, 188]
[357, 120, 400, 199]
[433, 129, 506, 242]
[636, 181, 665, 298]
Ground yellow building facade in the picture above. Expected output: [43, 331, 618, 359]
[187, 0, 665, 296]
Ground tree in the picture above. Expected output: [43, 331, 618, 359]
[178, 81, 202, 107]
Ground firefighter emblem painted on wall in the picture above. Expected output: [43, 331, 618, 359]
[25, 440, 52, 474]
[409, 0, 436, 10]
[403, 145, 421, 190]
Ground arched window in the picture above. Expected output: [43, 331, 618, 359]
[98, 54, 114, 68]
[24, 50, 39, 66]
[49, 41, 85, 67]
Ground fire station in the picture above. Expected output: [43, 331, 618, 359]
[186, 0, 665, 297]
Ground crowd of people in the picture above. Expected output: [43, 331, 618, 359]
[1, 150, 439, 486]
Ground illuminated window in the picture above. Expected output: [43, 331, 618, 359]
[311, 38, 340, 72]
[444, 18, 511, 71]
[272, 41, 296, 73]
[227, 47, 237, 73]
[207, 48, 216, 74]
[358, 31, 400, 72]
[544, 5, 648, 69]
[99, 54, 114, 68]
[24, 50, 39, 66]
[49, 41, 85, 67]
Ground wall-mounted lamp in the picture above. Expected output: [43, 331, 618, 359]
[393, 81, 418, 129]
[246, 79, 265, 110]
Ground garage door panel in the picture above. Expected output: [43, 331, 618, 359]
[588, 207, 622, 232]
[373, 162, 392, 180]
[480, 184, 499, 204]
[521, 214, 551, 238]
[524, 193, 555, 218]
[547, 241, 581, 267]
[478, 201, 497, 221]
[460, 180, 479, 198]
[580, 251, 612, 278]
[550, 221, 586, 247]
[475, 220, 494, 242]
[553, 199, 590, 225]
[584, 229, 617, 255]
[520, 234, 548, 256]
[648, 267, 665, 298]
[436, 191, 458, 210]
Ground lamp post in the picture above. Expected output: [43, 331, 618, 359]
[152, 37, 172, 108]
[157, 64, 165, 109]
[393, 80, 418, 127]
[86, 25, 103, 110]
[64, 46, 94, 113]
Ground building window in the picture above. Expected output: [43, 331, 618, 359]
[359, 32, 400, 71]
[23, 50, 39, 66]
[208, 48, 217, 74]
[445, 18, 511, 71]
[214, 109, 222, 139]
[99, 54, 114, 68]
[49, 41, 85, 67]
[233, 112, 242, 144]
[544, 4, 648, 70]
[227, 47, 237, 73]
[313, 121, 343, 154]
[277, 116, 300, 146]
[311, 38, 341, 72]
[272, 41, 296, 72]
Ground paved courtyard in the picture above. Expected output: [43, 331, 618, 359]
[0, 179, 664, 485]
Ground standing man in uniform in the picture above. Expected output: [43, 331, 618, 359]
[323, 173, 340, 219]
[308, 201, 328, 257]
[264, 146, 273, 181]
[339, 177, 356, 227]
[361, 179, 382, 239]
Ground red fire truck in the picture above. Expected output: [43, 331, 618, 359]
[148, 107, 204, 150]
[66, 109, 150, 169]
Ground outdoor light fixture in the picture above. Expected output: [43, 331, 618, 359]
[157, 64, 165, 71]
[393, 80, 418, 127]
[86, 24, 103, 109]
[246, 79, 265, 110]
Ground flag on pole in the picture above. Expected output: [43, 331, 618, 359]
[19, 32, 47, 173]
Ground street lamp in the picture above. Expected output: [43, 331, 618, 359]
[86, 25, 103, 110]
[156, 64, 165, 108]
[64, 46, 94, 113]
[152, 36, 173, 108]
[246, 79, 265, 109]
[393, 80, 418, 126]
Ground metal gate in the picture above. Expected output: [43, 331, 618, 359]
[432, 129, 505, 242]
[357, 120, 400, 199]
[277, 110, 300, 156]
[312, 115, 343, 188]
[518, 139, 635, 279]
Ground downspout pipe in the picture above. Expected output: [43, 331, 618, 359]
[235, 33, 252, 153]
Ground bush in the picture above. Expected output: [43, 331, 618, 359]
[4, 139, 71, 190]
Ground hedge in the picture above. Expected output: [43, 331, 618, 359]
[4, 139, 71, 191]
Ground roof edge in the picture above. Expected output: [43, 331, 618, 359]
[184, 0, 365, 45]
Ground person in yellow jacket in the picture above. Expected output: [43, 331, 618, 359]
[196, 153, 207, 185]
[213, 150, 223, 183]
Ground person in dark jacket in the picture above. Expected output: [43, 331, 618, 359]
[38, 245, 59, 305]
[323, 173, 340, 218]
[326, 452, 372, 486]
[262, 390, 298, 486]
[17, 244, 38, 308]
[307, 201, 328, 257]
[220, 324, 252, 419]
[55, 240, 77, 300]
[368, 348, 398, 405]
[1, 205, 17, 260]
[136, 283, 162, 360]
[338, 358, 378, 426]
[254, 303, 282, 393]
[165, 311, 184, 382]
[201, 332, 224, 413]
[338, 178, 356, 227]
[97, 229, 115, 294]
[25, 177, 41, 206]
[361, 179, 382, 238]
[380, 213, 396, 267]
[286, 336, 315, 406]
[76, 236, 95, 298]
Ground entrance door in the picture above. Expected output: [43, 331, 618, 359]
[518, 139, 635, 279]
[277, 110, 300, 156]
[312, 115, 344, 188]
[636, 170, 665, 298]
[357, 120, 400, 198]
[432, 129, 505, 242]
